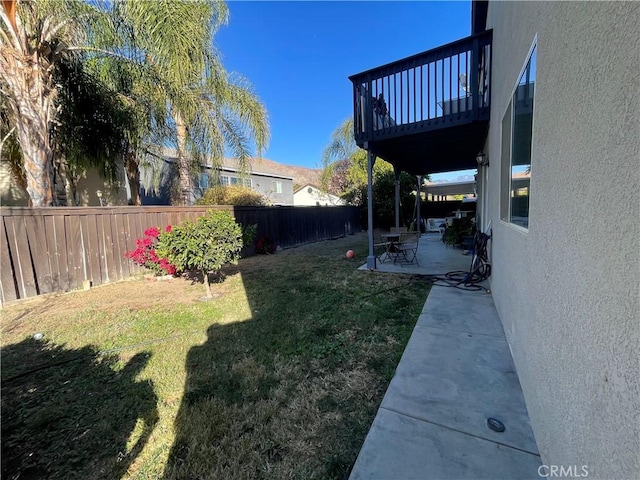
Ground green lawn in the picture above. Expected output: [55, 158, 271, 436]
[1, 232, 430, 480]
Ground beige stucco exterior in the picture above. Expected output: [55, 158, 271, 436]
[480, 2, 639, 477]
[0, 161, 127, 207]
[293, 184, 345, 206]
[0, 161, 30, 206]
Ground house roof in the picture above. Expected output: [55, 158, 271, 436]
[293, 183, 322, 194]
[157, 147, 321, 184]
[216, 159, 294, 181]
[292, 183, 344, 205]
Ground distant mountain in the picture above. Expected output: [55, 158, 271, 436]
[160, 148, 324, 190]
[230, 157, 323, 190]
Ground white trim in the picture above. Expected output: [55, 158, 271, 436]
[499, 219, 530, 236]
[501, 36, 537, 231]
[513, 35, 538, 94]
[499, 102, 512, 223]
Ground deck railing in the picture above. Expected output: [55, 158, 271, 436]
[350, 30, 492, 145]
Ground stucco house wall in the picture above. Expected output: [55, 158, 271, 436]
[143, 154, 295, 206]
[482, 2, 639, 477]
[0, 161, 128, 207]
[204, 164, 294, 206]
[0, 161, 29, 206]
[293, 184, 345, 206]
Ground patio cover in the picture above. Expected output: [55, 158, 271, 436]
[422, 180, 476, 197]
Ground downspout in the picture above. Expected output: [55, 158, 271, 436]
[366, 144, 376, 270]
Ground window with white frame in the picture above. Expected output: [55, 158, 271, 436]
[199, 173, 209, 190]
[227, 176, 252, 188]
[501, 44, 536, 229]
[272, 180, 282, 194]
[219, 175, 230, 186]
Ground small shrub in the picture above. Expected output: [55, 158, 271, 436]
[125, 226, 177, 275]
[156, 211, 243, 297]
[443, 217, 475, 246]
[242, 223, 258, 248]
[197, 185, 268, 206]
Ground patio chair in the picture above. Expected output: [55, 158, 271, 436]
[373, 230, 392, 263]
[426, 218, 445, 234]
[395, 232, 420, 265]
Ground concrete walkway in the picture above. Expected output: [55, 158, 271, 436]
[352, 234, 541, 479]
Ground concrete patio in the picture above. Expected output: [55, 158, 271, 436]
[352, 233, 541, 479]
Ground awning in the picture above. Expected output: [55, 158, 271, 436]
[422, 180, 476, 197]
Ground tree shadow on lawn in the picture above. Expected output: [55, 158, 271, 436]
[163, 321, 366, 480]
[163, 240, 416, 480]
[1, 338, 159, 480]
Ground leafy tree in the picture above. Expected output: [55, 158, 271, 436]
[157, 210, 243, 298]
[53, 57, 135, 205]
[321, 118, 393, 206]
[321, 117, 426, 228]
[372, 169, 420, 229]
[84, 53, 170, 206]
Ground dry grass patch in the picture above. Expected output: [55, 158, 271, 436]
[2, 232, 430, 479]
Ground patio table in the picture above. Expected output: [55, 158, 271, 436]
[378, 232, 402, 263]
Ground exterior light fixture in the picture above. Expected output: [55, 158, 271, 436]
[476, 151, 489, 167]
[96, 190, 104, 207]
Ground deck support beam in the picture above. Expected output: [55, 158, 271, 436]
[394, 167, 401, 230]
[416, 175, 422, 235]
[366, 146, 377, 270]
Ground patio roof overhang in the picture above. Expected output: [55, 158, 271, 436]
[423, 180, 476, 197]
[368, 121, 489, 176]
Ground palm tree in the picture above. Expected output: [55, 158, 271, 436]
[0, 0, 95, 206]
[321, 117, 392, 206]
[53, 56, 135, 205]
[1, 0, 269, 207]
[113, 0, 270, 205]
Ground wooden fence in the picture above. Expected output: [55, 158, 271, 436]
[0, 205, 361, 304]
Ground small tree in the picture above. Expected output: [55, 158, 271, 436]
[157, 210, 242, 298]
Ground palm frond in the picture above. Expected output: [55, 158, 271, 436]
[321, 117, 357, 169]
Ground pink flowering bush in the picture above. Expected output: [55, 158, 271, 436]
[125, 225, 177, 276]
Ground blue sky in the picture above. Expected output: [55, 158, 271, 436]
[216, 0, 476, 182]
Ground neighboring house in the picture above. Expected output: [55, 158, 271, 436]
[141, 151, 295, 206]
[210, 158, 294, 206]
[351, 1, 638, 477]
[293, 184, 345, 206]
[1, 149, 302, 208]
[0, 159, 128, 207]
[0, 161, 29, 206]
